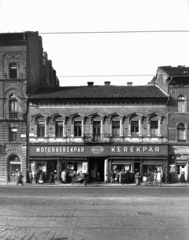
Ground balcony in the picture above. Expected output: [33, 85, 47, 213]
[9, 112, 18, 119]
[83, 134, 112, 143]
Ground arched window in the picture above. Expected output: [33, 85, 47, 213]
[9, 94, 18, 118]
[178, 96, 185, 112]
[177, 123, 186, 141]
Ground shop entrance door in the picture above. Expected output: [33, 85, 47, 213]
[89, 157, 104, 182]
[47, 161, 57, 181]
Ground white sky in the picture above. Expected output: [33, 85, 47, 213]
[0, 0, 189, 86]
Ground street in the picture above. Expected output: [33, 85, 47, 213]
[0, 185, 188, 240]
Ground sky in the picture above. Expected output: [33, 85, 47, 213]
[0, 0, 189, 86]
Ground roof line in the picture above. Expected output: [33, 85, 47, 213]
[155, 84, 169, 97]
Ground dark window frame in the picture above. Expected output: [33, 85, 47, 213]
[55, 121, 63, 137]
[112, 121, 120, 137]
[74, 121, 82, 137]
[37, 121, 45, 138]
[10, 127, 17, 142]
[9, 62, 18, 79]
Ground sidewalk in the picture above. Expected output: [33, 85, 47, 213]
[0, 181, 189, 187]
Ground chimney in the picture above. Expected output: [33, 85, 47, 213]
[104, 81, 111, 86]
[87, 82, 94, 86]
[127, 82, 133, 86]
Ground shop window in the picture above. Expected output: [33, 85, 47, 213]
[55, 121, 63, 137]
[9, 63, 17, 78]
[37, 121, 45, 137]
[177, 123, 186, 141]
[112, 121, 120, 137]
[178, 96, 185, 112]
[131, 121, 139, 135]
[9, 94, 18, 119]
[10, 127, 17, 142]
[150, 121, 158, 136]
[74, 121, 82, 137]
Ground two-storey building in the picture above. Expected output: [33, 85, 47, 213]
[0, 32, 59, 183]
[28, 81, 168, 183]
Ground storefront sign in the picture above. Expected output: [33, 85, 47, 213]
[30, 145, 167, 156]
[176, 155, 189, 160]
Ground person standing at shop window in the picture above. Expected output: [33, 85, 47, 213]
[135, 171, 141, 186]
[153, 170, 157, 186]
[17, 170, 24, 186]
[180, 171, 185, 183]
[167, 171, 172, 184]
[157, 171, 162, 185]
[125, 170, 131, 184]
[49, 172, 55, 184]
[61, 170, 67, 184]
[72, 170, 76, 185]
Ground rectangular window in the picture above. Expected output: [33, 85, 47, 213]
[178, 129, 185, 141]
[9, 100, 17, 112]
[74, 121, 82, 137]
[9, 63, 17, 79]
[10, 127, 17, 142]
[9, 100, 18, 118]
[112, 121, 120, 137]
[37, 122, 45, 137]
[150, 121, 158, 136]
[131, 121, 139, 135]
[55, 121, 63, 137]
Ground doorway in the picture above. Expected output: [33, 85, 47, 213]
[89, 157, 104, 182]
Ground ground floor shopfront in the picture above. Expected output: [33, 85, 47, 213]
[169, 146, 189, 183]
[29, 144, 168, 183]
[0, 144, 26, 183]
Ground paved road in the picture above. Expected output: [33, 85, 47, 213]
[0, 186, 188, 240]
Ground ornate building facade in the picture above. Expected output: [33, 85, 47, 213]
[28, 82, 169, 183]
[0, 32, 59, 183]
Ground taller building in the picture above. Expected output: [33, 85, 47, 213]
[0, 32, 59, 183]
[154, 66, 189, 182]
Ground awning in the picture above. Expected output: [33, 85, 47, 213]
[142, 161, 165, 165]
[112, 161, 133, 165]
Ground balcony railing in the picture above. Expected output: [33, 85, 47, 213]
[9, 112, 18, 119]
[83, 134, 113, 143]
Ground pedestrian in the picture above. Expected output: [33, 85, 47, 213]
[38, 170, 44, 184]
[29, 171, 33, 184]
[121, 169, 126, 184]
[125, 170, 131, 184]
[17, 170, 24, 186]
[72, 170, 76, 185]
[61, 170, 67, 184]
[49, 171, 55, 184]
[180, 172, 185, 183]
[116, 170, 120, 183]
[35, 170, 39, 184]
[130, 171, 135, 183]
[97, 171, 100, 184]
[26, 169, 30, 184]
[135, 171, 141, 186]
[167, 171, 172, 184]
[157, 171, 162, 185]
[153, 170, 157, 185]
